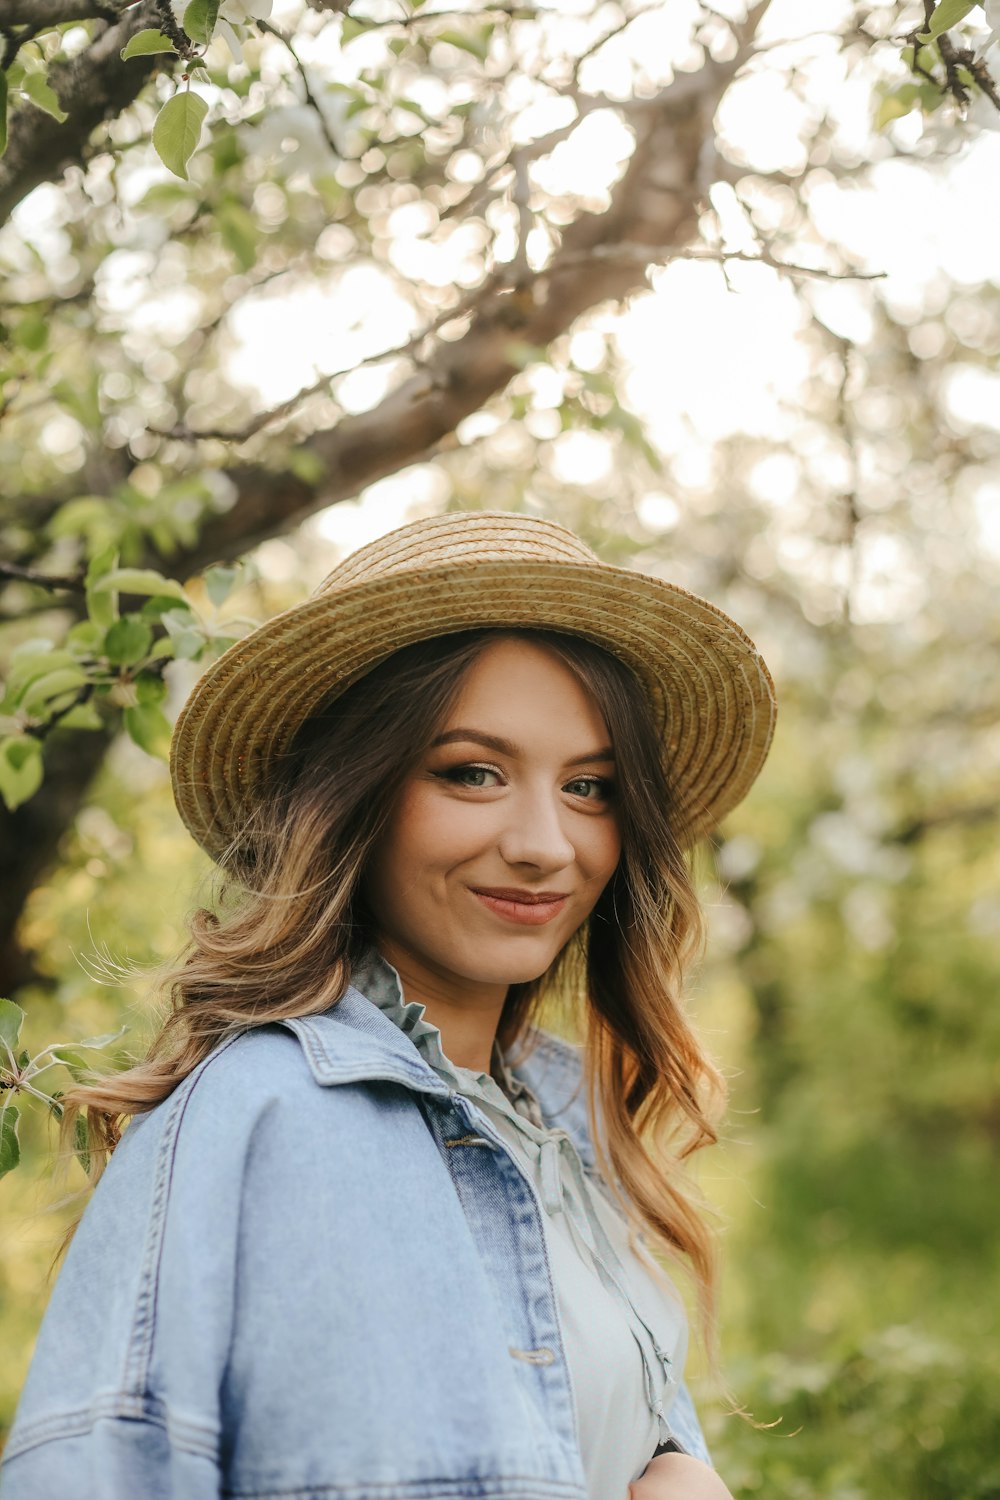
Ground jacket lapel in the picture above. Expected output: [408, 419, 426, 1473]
[280, 984, 597, 1172]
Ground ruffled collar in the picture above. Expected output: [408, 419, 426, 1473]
[348, 944, 547, 1129]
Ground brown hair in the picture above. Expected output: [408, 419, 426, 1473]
[56, 627, 725, 1343]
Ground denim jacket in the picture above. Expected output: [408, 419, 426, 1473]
[1, 980, 710, 1499]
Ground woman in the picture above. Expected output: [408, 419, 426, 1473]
[0, 511, 776, 1500]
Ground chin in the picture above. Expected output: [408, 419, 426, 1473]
[454, 940, 562, 987]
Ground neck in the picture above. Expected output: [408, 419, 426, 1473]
[374, 937, 507, 1076]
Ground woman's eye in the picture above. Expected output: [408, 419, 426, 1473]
[566, 776, 614, 801]
[437, 763, 502, 788]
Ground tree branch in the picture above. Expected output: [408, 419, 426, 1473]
[894, 800, 1000, 845]
[256, 19, 344, 160]
[0, 561, 86, 591]
[0, 0, 125, 24]
[153, 242, 881, 445]
[166, 32, 777, 572]
[0, 2, 167, 228]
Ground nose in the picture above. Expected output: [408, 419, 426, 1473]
[497, 782, 576, 872]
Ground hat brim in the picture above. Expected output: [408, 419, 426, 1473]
[169, 560, 776, 859]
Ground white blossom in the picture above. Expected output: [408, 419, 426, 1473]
[170, 0, 273, 61]
[977, 1, 1000, 53]
[219, 0, 273, 23]
[238, 104, 339, 175]
[217, 17, 243, 63]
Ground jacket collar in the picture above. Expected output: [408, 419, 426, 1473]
[278, 966, 596, 1171]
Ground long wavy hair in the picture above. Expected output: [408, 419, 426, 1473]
[56, 626, 725, 1344]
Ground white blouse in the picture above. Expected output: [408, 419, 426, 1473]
[350, 947, 693, 1500]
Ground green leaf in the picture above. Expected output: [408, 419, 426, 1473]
[53, 373, 101, 428]
[200, 634, 239, 663]
[74, 1114, 91, 1177]
[141, 593, 192, 620]
[436, 27, 491, 60]
[86, 544, 119, 585]
[14, 310, 48, 351]
[51, 1047, 92, 1084]
[20, 71, 69, 123]
[134, 672, 168, 706]
[0, 1105, 20, 1181]
[901, 43, 937, 73]
[87, 586, 118, 631]
[90, 569, 190, 602]
[20, 667, 88, 717]
[152, 91, 209, 181]
[6, 644, 78, 697]
[918, 0, 978, 40]
[287, 448, 329, 485]
[182, 0, 221, 45]
[160, 607, 206, 659]
[20, 675, 85, 726]
[136, 180, 193, 213]
[75, 1024, 129, 1049]
[56, 700, 104, 731]
[124, 703, 173, 758]
[341, 16, 371, 43]
[396, 98, 430, 121]
[104, 617, 154, 667]
[203, 565, 241, 607]
[66, 619, 105, 653]
[48, 496, 110, 541]
[86, 545, 121, 630]
[0, 997, 24, 1054]
[121, 27, 179, 59]
[0, 736, 43, 810]
[218, 198, 259, 272]
[0, 69, 8, 160]
[874, 83, 921, 130]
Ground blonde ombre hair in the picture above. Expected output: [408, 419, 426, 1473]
[56, 627, 725, 1345]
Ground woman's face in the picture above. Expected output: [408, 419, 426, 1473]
[363, 636, 621, 1004]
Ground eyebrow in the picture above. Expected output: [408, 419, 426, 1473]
[430, 728, 615, 767]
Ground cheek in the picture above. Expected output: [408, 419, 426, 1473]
[371, 785, 485, 896]
[585, 816, 621, 880]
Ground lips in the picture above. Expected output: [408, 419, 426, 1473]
[470, 888, 570, 927]
[471, 887, 569, 904]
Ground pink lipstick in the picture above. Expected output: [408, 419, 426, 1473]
[470, 888, 569, 925]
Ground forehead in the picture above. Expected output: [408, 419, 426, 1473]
[446, 637, 609, 733]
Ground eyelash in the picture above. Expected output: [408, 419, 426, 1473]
[434, 762, 615, 801]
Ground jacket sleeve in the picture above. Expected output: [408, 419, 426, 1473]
[0, 1036, 265, 1500]
[668, 1380, 713, 1464]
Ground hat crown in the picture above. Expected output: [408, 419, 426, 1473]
[322, 511, 599, 594]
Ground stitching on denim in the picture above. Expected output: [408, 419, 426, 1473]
[122, 1037, 243, 1396]
[2, 1396, 220, 1463]
[221, 1478, 584, 1499]
[283, 1019, 448, 1097]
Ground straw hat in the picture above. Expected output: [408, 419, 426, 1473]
[169, 510, 776, 860]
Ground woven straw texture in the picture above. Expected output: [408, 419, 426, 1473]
[169, 511, 777, 860]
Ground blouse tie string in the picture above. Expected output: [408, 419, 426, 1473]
[350, 946, 677, 1444]
[524, 1122, 677, 1446]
